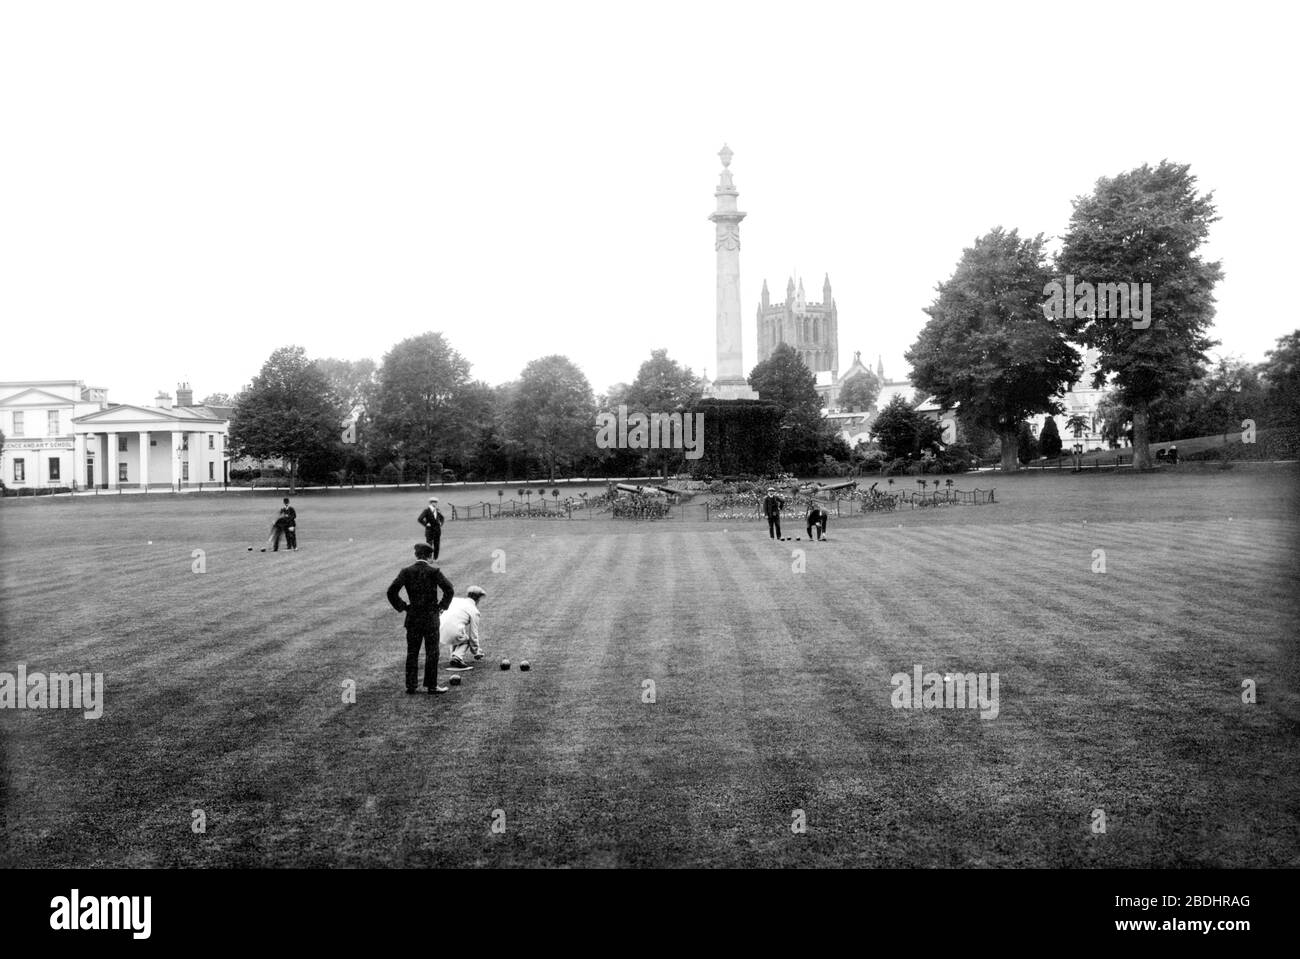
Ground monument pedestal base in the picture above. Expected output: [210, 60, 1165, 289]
[706, 379, 759, 401]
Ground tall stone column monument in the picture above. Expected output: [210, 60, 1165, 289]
[708, 145, 758, 399]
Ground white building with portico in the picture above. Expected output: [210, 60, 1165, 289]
[72, 387, 229, 489]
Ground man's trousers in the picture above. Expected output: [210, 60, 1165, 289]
[767, 515, 782, 539]
[406, 618, 439, 691]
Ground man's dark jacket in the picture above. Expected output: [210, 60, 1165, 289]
[386, 561, 454, 625]
[762, 494, 785, 518]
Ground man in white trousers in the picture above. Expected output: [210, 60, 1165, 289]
[440, 585, 487, 670]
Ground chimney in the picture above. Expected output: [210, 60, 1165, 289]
[156, 392, 172, 409]
[176, 382, 193, 407]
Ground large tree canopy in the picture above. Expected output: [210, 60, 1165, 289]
[371, 333, 473, 484]
[227, 345, 344, 489]
[509, 355, 595, 482]
[837, 370, 882, 412]
[870, 395, 942, 461]
[316, 357, 377, 416]
[906, 227, 1080, 471]
[1057, 161, 1223, 469]
[748, 342, 838, 472]
[1260, 330, 1300, 427]
[621, 349, 702, 476]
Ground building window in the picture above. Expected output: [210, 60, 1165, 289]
[12, 412, 23, 437]
[48, 410, 60, 435]
[182, 434, 189, 451]
[150, 439, 157, 447]
[13, 458, 24, 482]
[182, 463, 189, 481]
[208, 435, 215, 450]
[49, 459, 60, 481]
[119, 463, 129, 482]
[118, 435, 128, 452]
[208, 462, 215, 481]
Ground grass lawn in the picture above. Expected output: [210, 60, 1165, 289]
[2, 467, 1298, 867]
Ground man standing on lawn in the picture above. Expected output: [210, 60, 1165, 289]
[280, 497, 297, 550]
[387, 543, 455, 695]
[417, 496, 445, 560]
[440, 585, 487, 671]
[762, 487, 785, 540]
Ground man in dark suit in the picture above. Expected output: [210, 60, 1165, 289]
[387, 543, 455, 694]
[279, 497, 297, 550]
[762, 487, 785, 540]
[417, 497, 444, 559]
[806, 504, 828, 541]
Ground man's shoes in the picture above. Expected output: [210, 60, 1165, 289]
[446, 661, 474, 671]
[428, 686, 449, 694]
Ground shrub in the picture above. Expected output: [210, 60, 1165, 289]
[378, 463, 403, 484]
[857, 450, 888, 473]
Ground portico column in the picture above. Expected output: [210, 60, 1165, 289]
[189, 431, 202, 486]
[106, 432, 119, 489]
[170, 431, 182, 489]
[138, 431, 149, 488]
[73, 433, 86, 491]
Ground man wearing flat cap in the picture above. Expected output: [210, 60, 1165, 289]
[417, 496, 445, 560]
[387, 543, 455, 694]
[762, 487, 785, 540]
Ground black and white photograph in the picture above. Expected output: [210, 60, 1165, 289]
[1, 0, 1295, 941]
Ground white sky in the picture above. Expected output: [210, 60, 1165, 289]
[2, 0, 1296, 405]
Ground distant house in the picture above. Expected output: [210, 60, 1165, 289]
[1, 380, 109, 489]
[71, 383, 230, 489]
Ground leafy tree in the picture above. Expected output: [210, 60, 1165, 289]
[445, 379, 499, 478]
[907, 227, 1079, 472]
[1057, 161, 1223, 469]
[1039, 416, 1063, 458]
[623, 349, 703, 477]
[1016, 421, 1039, 464]
[371, 333, 473, 485]
[1258, 330, 1300, 426]
[200, 392, 237, 407]
[837, 370, 882, 412]
[748, 342, 838, 472]
[1181, 356, 1267, 440]
[316, 357, 377, 416]
[1096, 391, 1132, 447]
[1064, 414, 1090, 441]
[227, 346, 344, 490]
[600, 382, 632, 409]
[509, 355, 595, 482]
[870, 395, 942, 460]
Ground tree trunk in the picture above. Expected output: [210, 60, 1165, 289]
[1130, 399, 1153, 469]
[999, 429, 1019, 472]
